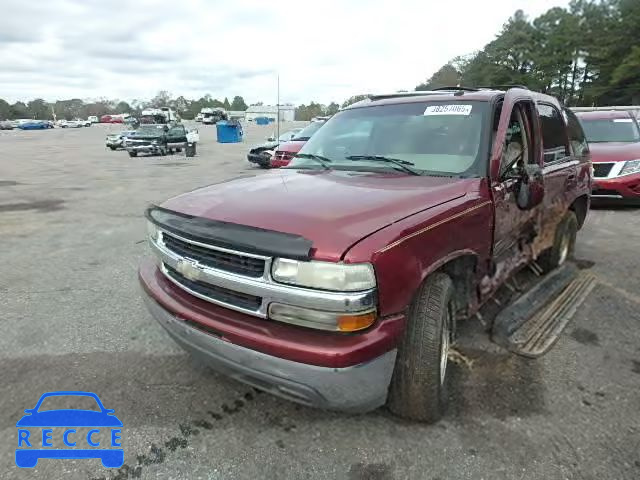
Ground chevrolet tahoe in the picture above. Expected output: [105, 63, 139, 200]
[139, 87, 592, 422]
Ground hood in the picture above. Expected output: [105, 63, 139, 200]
[589, 142, 640, 163]
[276, 140, 306, 153]
[250, 141, 279, 152]
[161, 169, 472, 261]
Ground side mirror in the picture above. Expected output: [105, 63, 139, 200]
[516, 164, 545, 210]
[163, 125, 169, 132]
[267, 136, 275, 142]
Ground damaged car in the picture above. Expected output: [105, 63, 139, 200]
[105, 130, 135, 150]
[247, 129, 303, 168]
[125, 123, 199, 157]
[140, 87, 593, 423]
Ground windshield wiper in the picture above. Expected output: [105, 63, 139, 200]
[293, 153, 332, 169]
[345, 155, 421, 176]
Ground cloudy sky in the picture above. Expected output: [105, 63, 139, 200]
[1, 0, 570, 105]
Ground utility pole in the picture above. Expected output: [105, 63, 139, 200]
[276, 74, 281, 140]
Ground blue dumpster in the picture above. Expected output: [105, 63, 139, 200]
[255, 117, 269, 125]
[216, 120, 243, 143]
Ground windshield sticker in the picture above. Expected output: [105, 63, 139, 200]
[613, 119, 633, 123]
[424, 104, 472, 116]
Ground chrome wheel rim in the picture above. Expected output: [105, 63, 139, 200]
[440, 309, 450, 385]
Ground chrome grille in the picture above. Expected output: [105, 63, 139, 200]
[163, 264, 262, 311]
[161, 232, 266, 278]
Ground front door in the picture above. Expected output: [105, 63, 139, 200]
[487, 92, 543, 288]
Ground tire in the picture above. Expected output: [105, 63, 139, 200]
[109, 146, 116, 150]
[128, 151, 137, 157]
[537, 211, 578, 273]
[387, 273, 454, 423]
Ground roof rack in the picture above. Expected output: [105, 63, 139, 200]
[430, 86, 479, 92]
[368, 91, 455, 101]
[477, 85, 529, 91]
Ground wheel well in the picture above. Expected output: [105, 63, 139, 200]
[570, 195, 589, 229]
[437, 255, 477, 319]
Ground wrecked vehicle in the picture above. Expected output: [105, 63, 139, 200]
[271, 120, 326, 167]
[105, 130, 135, 150]
[125, 123, 199, 157]
[140, 87, 593, 422]
[575, 110, 640, 203]
[247, 129, 303, 168]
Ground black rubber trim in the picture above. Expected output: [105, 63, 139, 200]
[145, 205, 313, 260]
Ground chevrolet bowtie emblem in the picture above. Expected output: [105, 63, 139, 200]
[176, 259, 201, 282]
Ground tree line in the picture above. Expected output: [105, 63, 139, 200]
[415, 0, 640, 106]
[0, 92, 250, 121]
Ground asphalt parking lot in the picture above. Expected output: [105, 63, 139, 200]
[1, 123, 639, 480]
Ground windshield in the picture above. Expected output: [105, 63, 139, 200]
[278, 130, 301, 141]
[579, 117, 640, 143]
[289, 101, 489, 176]
[292, 121, 324, 140]
[135, 125, 164, 135]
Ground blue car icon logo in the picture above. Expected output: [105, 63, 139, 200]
[16, 391, 123, 468]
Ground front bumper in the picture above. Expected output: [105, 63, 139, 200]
[141, 288, 396, 411]
[247, 153, 271, 167]
[126, 144, 163, 154]
[592, 172, 640, 199]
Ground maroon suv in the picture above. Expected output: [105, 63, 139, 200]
[140, 88, 592, 422]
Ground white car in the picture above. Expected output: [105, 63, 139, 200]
[88, 116, 99, 123]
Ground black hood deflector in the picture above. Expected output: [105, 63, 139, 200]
[145, 205, 313, 260]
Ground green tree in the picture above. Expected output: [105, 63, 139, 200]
[341, 95, 369, 108]
[115, 101, 131, 113]
[149, 90, 172, 108]
[223, 97, 231, 110]
[415, 64, 461, 91]
[0, 98, 11, 119]
[10, 102, 28, 119]
[325, 102, 340, 115]
[230, 96, 248, 110]
[27, 99, 50, 119]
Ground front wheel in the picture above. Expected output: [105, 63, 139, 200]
[128, 151, 137, 157]
[109, 146, 116, 150]
[537, 211, 578, 273]
[387, 273, 454, 423]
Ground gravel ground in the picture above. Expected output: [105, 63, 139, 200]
[1, 122, 639, 480]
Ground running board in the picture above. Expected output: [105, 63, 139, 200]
[491, 263, 597, 358]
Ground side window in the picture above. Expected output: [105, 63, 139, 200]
[499, 105, 531, 178]
[563, 109, 589, 157]
[537, 104, 569, 164]
[170, 125, 185, 136]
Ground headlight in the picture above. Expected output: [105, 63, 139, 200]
[271, 258, 375, 291]
[620, 159, 640, 176]
[147, 221, 159, 243]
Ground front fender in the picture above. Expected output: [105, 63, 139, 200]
[344, 200, 493, 317]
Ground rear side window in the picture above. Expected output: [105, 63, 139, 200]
[564, 109, 589, 156]
[537, 104, 569, 164]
